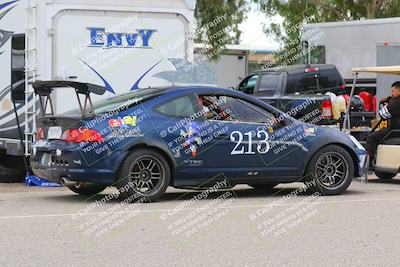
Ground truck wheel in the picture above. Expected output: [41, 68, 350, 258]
[67, 183, 107, 196]
[248, 183, 278, 190]
[0, 155, 25, 183]
[375, 171, 396, 180]
[306, 145, 354, 195]
[116, 149, 170, 202]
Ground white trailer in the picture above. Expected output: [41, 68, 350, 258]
[194, 44, 249, 89]
[0, 0, 196, 161]
[376, 42, 400, 104]
[301, 17, 400, 80]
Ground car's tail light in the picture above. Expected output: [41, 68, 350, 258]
[36, 127, 44, 140]
[305, 67, 319, 73]
[61, 128, 104, 143]
[321, 98, 333, 119]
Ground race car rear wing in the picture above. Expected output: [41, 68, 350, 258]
[32, 81, 106, 117]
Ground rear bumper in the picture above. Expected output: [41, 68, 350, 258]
[30, 162, 116, 185]
[30, 140, 128, 185]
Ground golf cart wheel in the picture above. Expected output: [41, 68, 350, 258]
[375, 171, 396, 180]
[248, 183, 278, 190]
[67, 183, 107, 196]
[306, 145, 354, 196]
[117, 149, 170, 202]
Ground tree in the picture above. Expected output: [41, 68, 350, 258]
[195, 0, 248, 60]
[256, 0, 400, 66]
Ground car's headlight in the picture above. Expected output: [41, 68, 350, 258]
[350, 135, 365, 150]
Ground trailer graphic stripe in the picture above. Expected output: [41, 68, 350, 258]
[80, 59, 115, 94]
[130, 59, 163, 91]
[0, 0, 18, 11]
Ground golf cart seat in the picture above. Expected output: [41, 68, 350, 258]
[376, 141, 400, 175]
[381, 137, 400, 145]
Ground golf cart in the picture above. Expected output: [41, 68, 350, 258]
[343, 65, 400, 180]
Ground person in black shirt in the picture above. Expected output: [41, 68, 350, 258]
[366, 81, 400, 157]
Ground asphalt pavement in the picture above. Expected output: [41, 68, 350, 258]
[1, 176, 400, 266]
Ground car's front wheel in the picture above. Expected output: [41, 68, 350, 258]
[67, 183, 107, 196]
[117, 149, 171, 202]
[306, 145, 354, 195]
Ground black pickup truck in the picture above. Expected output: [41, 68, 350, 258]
[236, 64, 372, 127]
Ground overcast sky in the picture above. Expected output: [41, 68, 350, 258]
[239, 5, 283, 50]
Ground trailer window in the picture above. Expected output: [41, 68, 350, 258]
[11, 35, 25, 82]
[301, 43, 325, 65]
[11, 35, 25, 102]
[310, 46, 325, 64]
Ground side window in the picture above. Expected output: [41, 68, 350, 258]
[199, 95, 236, 121]
[258, 74, 279, 95]
[199, 95, 276, 124]
[237, 74, 258, 94]
[155, 95, 197, 117]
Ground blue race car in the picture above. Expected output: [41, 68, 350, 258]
[30, 81, 367, 201]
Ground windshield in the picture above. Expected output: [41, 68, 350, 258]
[63, 88, 164, 115]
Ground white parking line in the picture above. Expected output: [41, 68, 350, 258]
[0, 196, 400, 220]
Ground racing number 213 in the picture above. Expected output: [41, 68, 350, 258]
[230, 130, 270, 155]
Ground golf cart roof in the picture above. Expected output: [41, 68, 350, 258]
[352, 66, 400, 75]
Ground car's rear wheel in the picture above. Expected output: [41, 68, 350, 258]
[306, 145, 354, 195]
[248, 183, 278, 190]
[375, 171, 396, 180]
[117, 149, 170, 202]
[67, 183, 107, 196]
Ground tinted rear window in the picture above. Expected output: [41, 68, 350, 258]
[318, 69, 343, 92]
[286, 68, 343, 94]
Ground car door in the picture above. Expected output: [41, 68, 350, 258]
[195, 94, 308, 179]
[152, 93, 208, 172]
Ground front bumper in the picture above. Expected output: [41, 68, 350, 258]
[356, 149, 368, 177]
[30, 140, 128, 185]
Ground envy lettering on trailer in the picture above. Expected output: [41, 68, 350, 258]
[87, 28, 156, 48]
